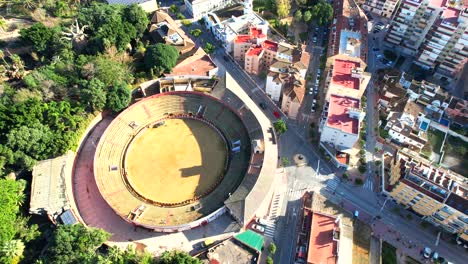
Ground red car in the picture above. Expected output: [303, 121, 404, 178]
[273, 111, 280, 119]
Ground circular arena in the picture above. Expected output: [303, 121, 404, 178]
[93, 91, 252, 231]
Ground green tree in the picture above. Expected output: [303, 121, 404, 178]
[294, 10, 302, 22]
[0, 178, 25, 244]
[144, 44, 179, 74]
[79, 78, 107, 112]
[169, 4, 179, 13]
[303, 10, 312, 22]
[203, 43, 215, 54]
[106, 82, 131, 113]
[311, 1, 333, 26]
[273, 119, 287, 134]
[276, 0, 290, 18]
[6, 122, 55, 161]
[122, 4, 149, 38]
[268, 242, 277, 255]
[19, 23, 60, 56]
[82, 55, 134, 87]
[266, 256, 274, 264]
[43, 224, 110, 264]
[0, 239, 25, 264]
[158, 250, 202, 264]
[295, 0, 307, 6]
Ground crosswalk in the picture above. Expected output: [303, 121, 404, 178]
[264, 220, 276, 238]
[326, 178, 340, 192]
[287, 188, 307, 200]
[362, 178, 374, 191]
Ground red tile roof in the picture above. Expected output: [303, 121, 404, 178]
[235, 35, 253, 43]
[262, 40, 278, 52]
[250, 27, 266, 39]
[307, 212, 338, 264]
[327, 95, 360, 134]
[167, 47, 217, 76]
[246, 46, 263, 56]
[331, 59, 361, 90]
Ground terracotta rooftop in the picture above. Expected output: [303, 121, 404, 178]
[167, 47, 217, 77]
[250, 27, 266, 39]
[283, 75, 306, 103]
[235, 34, 253, 43]
[331, 59, 361, 90]
[327, 95, 360, 134]
[246, 46, 263, 56]
[307, 212, 338, 264]
[442, 7, 460, 24]
[262, 40, 278, 52]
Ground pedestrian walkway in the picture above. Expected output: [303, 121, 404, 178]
[264, 219, 276, 238]
[362, 177, 374, 191]
[288, 188, 307, 200]
[326, 177, 340, 192]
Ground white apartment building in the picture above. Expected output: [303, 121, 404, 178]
[184, 0, 234, 19]
[385, 112, 428, 149]
[362, 0, 400, 18]
[320, 95, 364, 151]
[385, 0, 468, 81]
[107, 0, 158, 12]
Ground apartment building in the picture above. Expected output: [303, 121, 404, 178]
[320, 95, 364, 150]
[385, 111, 428, 150]
[203, 4, 269, 52]
[387, 153, 468, 237]
[445, 97, 468, 128]
[184, 0, 234, 19]
[385, 0, 468, 81]
[362, 0, 400, 18]
[324, 55, 370, 101]
[328, 0, 368, 62]
[280, 77, 306, 120]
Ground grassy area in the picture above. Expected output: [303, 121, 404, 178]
[382, 241, 397, 264]
[427, 129, 445, 154]
[442, 135, 468, 177]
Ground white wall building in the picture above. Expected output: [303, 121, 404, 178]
[185, 0, 234, 19]
[107, 0, 158, 13]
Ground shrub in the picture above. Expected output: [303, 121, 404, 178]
[358, 165, 366, 174]
[355, 178, 363, 185]
[181, 19, 192, 27]
[266, 256, 273, 264]
[176, 13, 186, 20]
[268, 242, 277, 255]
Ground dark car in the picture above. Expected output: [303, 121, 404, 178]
[373, 48, 380, 51]
[259, 102, 267, 110]
[223, 55, 229, 61]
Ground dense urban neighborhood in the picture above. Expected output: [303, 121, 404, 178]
[0, 0, 467, 264]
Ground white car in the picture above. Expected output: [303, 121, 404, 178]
[252, 224, 265, 233]
[256, 217, 268, 225]
[309, 89, 313, 95]
[376, 54, 384, 59]
[423, 247, 432, 259]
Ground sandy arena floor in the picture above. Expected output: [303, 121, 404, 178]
[125, 118, 227, 204]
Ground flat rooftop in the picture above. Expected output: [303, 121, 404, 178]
[250, 27, 265, 39]
[326, 95, 360, 134]
[331, 59, 361, 90]
[235, 34, 252, 43]
[207, 238, 257, 264]
[307, 212, 338, 264]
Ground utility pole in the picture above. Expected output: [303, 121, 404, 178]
[380, 197, 390, 212]
[316, 159, 320, 178]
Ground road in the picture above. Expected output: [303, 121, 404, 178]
[173, 14, 468, 263]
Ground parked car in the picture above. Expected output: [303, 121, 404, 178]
[259, 102, 267, 110]
[313, 99, 317, 104]
[252, 224, 265, 233]
[313, 37, 317, 43]
[296, 245, 306, 259]
[314, 87, 318, 93]
[373, 48, 380, 51]
[376, 54, 384, 59]
[309, 89, 313, 95]
[256, 218, 268, 225]
[422, 247, 432, 258]
[223, 55, 229, 61]
[431, 251, 439, 261]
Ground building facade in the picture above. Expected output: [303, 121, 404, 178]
[185, 0, 234, 19]
[387, 153, 468, 237]
[362, 0, 400, 18]
[385, 0, 468, 81]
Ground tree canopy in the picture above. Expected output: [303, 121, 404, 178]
[276, 0, 291, 18]
[311, 1, 333, 25]
[273, 119, 288, 134]
[106, 82, 132, 113]
[78, 3, 149, 53]
[144, 44, 179, 74]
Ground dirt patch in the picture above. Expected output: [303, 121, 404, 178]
[352, 220, 371, 264]
[125, 118, 227, 204]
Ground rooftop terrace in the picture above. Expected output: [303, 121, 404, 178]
[331, 59, 361, 90]
[326, 95, 360, 134]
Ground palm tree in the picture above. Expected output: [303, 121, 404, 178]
[61, 19, 88, 51]
[0, 239, 25, 263]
